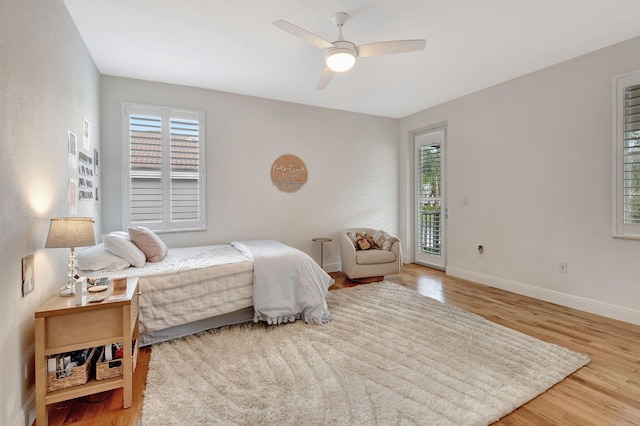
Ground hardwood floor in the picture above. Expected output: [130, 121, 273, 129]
[41, 264, 640, 425]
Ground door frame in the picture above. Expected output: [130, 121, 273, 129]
[412, 126, 447, 270]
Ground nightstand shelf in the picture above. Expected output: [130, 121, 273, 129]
[44, 375, 123, 405]
[34, 276, 140, 425]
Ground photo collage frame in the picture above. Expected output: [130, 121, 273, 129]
[68, 118, 99, 214]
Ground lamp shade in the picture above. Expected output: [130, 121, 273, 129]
[45, 217, 96, 249]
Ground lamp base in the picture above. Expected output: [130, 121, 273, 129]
[60, 285, 74, 297]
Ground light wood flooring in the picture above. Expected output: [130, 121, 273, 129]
[41, 264, 640, 425]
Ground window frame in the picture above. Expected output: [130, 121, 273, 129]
[122, 102, 206, 233]
[612, 70, 640, 239]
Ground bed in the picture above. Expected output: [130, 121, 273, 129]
[77, 238, 334, 346]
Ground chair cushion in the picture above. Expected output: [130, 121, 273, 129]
[372, 230, 400, 251]
[356, 249, 396, 265]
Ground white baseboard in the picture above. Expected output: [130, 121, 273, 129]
[446, 266, 640, 326]
[324, 262, 341, 274]
[15, 392, 35, 426]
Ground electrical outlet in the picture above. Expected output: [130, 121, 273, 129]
[560, 262, 568, 273]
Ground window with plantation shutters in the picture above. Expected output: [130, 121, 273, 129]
[613, 71, 640, 238]
[123, 103, 206, 232]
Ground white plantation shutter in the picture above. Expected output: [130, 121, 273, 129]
[417, 144, 442, 255]
[623, 85, 640, 223]
[123, 104, 206, 232]
[612, 71, 640, 238]
[613, 71, 640, 238]
[170, 116, 202, 223]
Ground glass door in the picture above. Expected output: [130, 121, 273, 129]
[414, 128, 446, 269]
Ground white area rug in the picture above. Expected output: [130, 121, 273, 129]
[141, 281, 589, 425]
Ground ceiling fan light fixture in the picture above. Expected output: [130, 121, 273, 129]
[325, 41, 357, 72]
[326, 50, 356, 72]
[274, 12, 426, 89]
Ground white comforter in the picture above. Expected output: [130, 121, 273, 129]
[230, 240, 334, 325]
[82, 244, 254, 334]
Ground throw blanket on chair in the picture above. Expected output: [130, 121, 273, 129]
[230, 240, 334, 325]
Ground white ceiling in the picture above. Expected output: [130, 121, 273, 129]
[63, 0, 640, 118]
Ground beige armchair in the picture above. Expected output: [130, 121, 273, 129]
[340, 228, 402, 281]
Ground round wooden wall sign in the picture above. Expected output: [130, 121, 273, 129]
[270, 154, 308, 193]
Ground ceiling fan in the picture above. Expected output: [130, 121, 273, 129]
[273, 12, 426, 90]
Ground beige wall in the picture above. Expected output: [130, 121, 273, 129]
[399, 36, 640, 324]
[99, 76, 399, 270]
[0, 1, 101, 425]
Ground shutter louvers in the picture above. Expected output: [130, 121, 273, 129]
[129, 114, 163, 224]
[124, 104, 205, 232]
[417, 145, 442, 255]
[170, 117, 201, 222]
[623, 84, 640, 225]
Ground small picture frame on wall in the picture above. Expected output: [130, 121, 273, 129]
[68, 131, 77, 169]
[94, 148, 99, 176]
[22, 254, 34, 296]
[69, 178, 77, 215]
[78, 150, 94, 201]
[83, 118, 90, 150]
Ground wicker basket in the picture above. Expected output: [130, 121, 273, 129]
[46, 346, 97, 392]
[96, 339, 138, 381]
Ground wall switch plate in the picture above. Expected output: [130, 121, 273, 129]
[22, 254, 35, 296]
[560, 262, 568, 274]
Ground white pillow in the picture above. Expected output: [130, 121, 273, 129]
[76, 244, 130, 272]
[128, 226, 169, 263]
[102, 231, 146, 267]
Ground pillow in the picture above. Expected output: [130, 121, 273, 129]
[346, 231, 358, 248]
[373, 230, 399, 251]
[76, 243, 130, 272]
[102, 231, 146, 267]
[128, 226, 168, 262]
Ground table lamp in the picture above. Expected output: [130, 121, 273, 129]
[45, 217, 96, 296]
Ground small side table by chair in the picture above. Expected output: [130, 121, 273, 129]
[312, 237, 332, 269]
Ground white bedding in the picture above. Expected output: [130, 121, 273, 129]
[82, 240, 333, 346]
[84, 244, 253, 336]
[230, 240, 333, 325]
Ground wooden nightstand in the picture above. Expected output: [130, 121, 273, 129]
[34, 276, 140, 425]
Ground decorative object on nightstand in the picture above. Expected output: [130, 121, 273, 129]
[45, 217, 96, 296]
[312, 237, 332, 269]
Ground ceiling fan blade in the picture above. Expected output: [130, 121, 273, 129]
[273, 20, 334, 50]
[316, 67, 334, 91]
[357, 39, 426, 57]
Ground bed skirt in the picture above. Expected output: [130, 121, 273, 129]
[139, 306, 255, 346]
